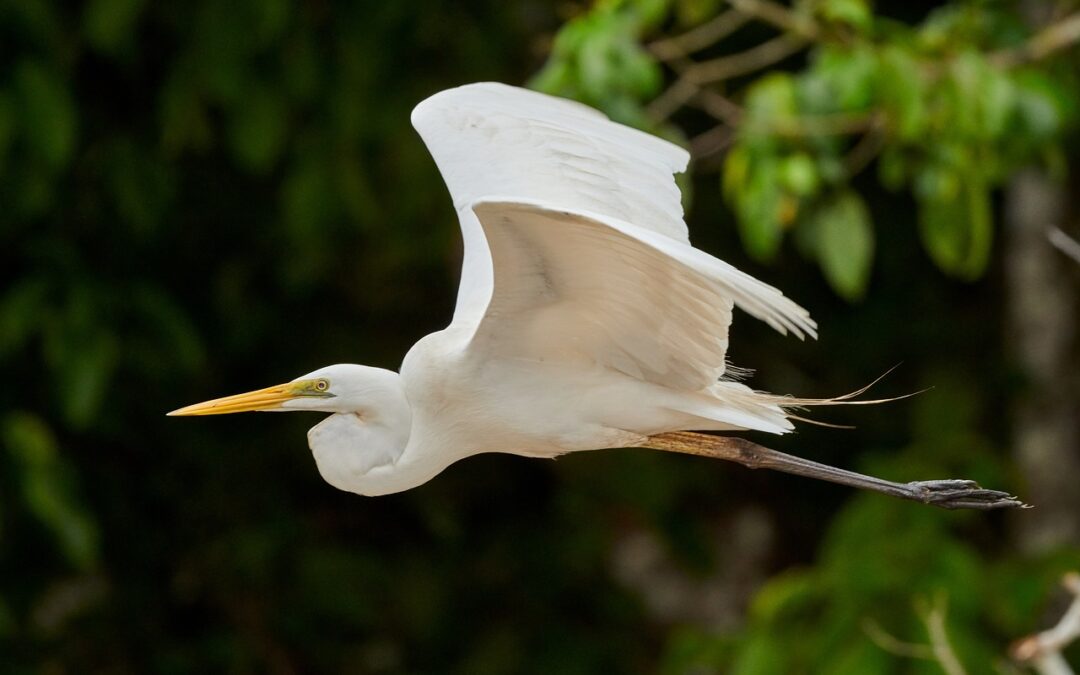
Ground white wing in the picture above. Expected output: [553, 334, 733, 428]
[411, 82, 690, 242]
[469, 200, 814, 390]
[411, 83, 815, 391]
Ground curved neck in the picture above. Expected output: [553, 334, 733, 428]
[306, 370, 460, 496]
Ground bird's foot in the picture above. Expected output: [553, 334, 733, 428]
[906, 479, 1030, 510]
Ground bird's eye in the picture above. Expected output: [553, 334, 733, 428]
[314, 379, 329, 392]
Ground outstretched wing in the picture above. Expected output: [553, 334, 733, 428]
[468, 200, 814, 389]
[411, 83, 815, 391]
[411, 82, 690, 243]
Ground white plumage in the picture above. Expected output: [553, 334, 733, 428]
[170, 82, 821, 496]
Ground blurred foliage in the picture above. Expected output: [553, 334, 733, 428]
[533, 0, 1080, 299]
[533, 0, 1080, 672]
[1, 0, 1078, 673]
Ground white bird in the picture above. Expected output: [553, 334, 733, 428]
[169, 83, 1019, 509]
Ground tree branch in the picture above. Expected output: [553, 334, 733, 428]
[1048, 227, 1080, 265]
[991, 12, 1080, 67]
[923, 595, 970, 675]
[727, 0, 822, 40]
[644, 432, 1028, 510]
[648, 10, 751, 61]
[1011, 573, 1080, 675]
[863, 619, 936, 660]
[686, 32, 809, 84]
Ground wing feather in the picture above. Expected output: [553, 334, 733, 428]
[467, 200, 815, 390]
[411, 82, 690, 243]
[410, 83, 816, 395]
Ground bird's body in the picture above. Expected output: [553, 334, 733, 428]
[171, 83, 821, 496]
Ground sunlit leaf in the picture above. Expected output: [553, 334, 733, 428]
[877, 46, 926, 140]
[674, 0, 722, 26]
[801, 46, 876, 113]
[731, 632, 787, 675]
[819, 0, 871, 31]
[745, 73, 798, 124]
[779, 152, 820, 197]
[1010, 70, 1073, 142]
[812, 190, 874, 300]
[733, 153, 784, 260]
[749, 570, 820, 623]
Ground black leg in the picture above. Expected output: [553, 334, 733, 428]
[644, 431, 1028, 510]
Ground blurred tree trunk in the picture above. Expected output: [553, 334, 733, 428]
[1004, 168, 1080, 552]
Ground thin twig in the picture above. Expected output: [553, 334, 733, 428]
[728, 0, 822, 39]
[689, 124, 736, 160]
[691, 89, 744, 126]
[843, 113, 886, 176]
[863, 619, 936, 659]
[923, 595, 969, 675]
[687, 32, 809, 84]
[991, 12, 1080, 67]
[1011, 573, 1080, 675]
[772, 111, 877, 137]
[647, 78, 700, 122]
[1048, 227, 1080, 265]
[648, 10, 751, 61]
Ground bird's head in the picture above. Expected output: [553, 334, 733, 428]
[170, 364, 416, 495]
[167, 364, 406, 417]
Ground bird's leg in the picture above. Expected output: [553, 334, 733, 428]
[643, 431, 1028, 510]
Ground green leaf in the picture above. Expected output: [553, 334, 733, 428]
[877, 46, 926, 140]
[745, 73, 798, 122]
[819, 0, 871, 32]
[731, 632, 787, 675]
[675, 0, 722, 26]
[801, 46, 876, 113]
[1010, 70, 1072, 142]
[947, 51, 1015, 141]
[0, 278, 49, 357]
[733, 153, 784, 261]
[916, 168, 992, 280]
[83, 0, 146, 55]
[722, 144, 750, 204]
[13, 60, 77, 170]
[227, 83, 287, 172]
[779, 152, 820, 197]
[877, 147, 909, 191]
[750, 570, 821, 623]
[3, 412, 99, 569]
[812, 190, 874, 300]
[58, 330, 119, 430]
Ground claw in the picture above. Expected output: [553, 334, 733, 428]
[907, 479, 1030, 510]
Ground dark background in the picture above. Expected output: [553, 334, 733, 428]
[2, 0, 1078, 672]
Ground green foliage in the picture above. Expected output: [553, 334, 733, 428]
[2, 0, 1078, 673]
[537, 0, 1080, 299]
[3, 412, 99, 569]
[807, 189, 873, 300]
[531, 0, 674, 131]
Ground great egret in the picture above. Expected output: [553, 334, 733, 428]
[170, 83, 1022, 509]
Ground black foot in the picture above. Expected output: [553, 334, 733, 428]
[907, 479, 1029, 510]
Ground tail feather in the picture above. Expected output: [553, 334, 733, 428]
[672, 366, 919, 435]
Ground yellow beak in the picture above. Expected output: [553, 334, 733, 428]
[167, 382, 301, 416]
